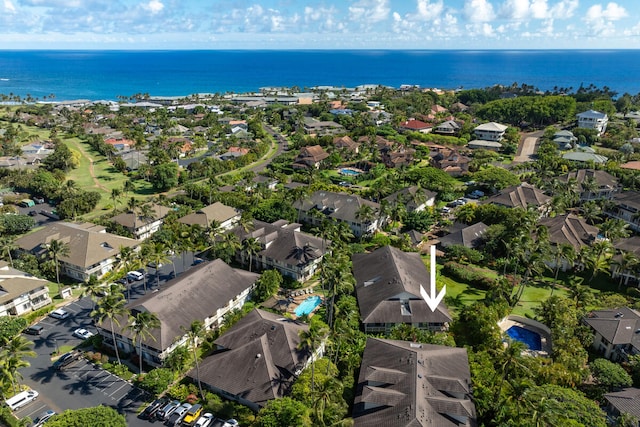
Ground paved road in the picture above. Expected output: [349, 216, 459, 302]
[14, 252, 200, 425]
[513, 130, 544, 163]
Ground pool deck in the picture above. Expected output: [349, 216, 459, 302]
[499, 318, 552, 357]
[262, 286, 323, 319]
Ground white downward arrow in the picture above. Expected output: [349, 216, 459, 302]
[420, 245, 446, 312]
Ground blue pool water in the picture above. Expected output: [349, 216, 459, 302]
[340, 168, 362, 176]
[506, 325, 542, 351]
[295, 296, 322, 316]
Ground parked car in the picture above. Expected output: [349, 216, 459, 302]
[165, 402, 192, 426]
[157, 400, 181, 421]
[49, 308, 69, 320]
[222, 420, 239, 427]
[73, 328, 94, 340]
[194, 413, 215, 427]
[53, 350, 82, 370]
[24, 324, 44, 335]
[139, 397, 168, 420]
[181, 403, 203, 426]
[127, 271, 144, 281]
[32, 409, 56, 426]
[193, 257, 205, 265]
[147, 261, 163, 269]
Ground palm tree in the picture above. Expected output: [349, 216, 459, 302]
[219, 233, 241, 264]
[91, 293, 128, 365]
[119, 246, 138, 274]
[242, 237, 262, 272]
[613, 251, 640, 288]
[183, 321, 206, 399]
[298, 318, 329, 393]
[206, 219, 223, 258]
[0, 336, 36, 394]
[148, 242, 171, 287]
[111, 188, 122, 213]
[46, 239, 70, 294]
[356, 204, 375, 238]
[581, 239, 614, 282]
[0, 235, 17, 267]
[81, 274, 103, 310]
[550, 243, 576, 296]
[126, 310, 160, 375]
[600, 218, 631, 242]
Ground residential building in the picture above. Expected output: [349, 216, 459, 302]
[467, 139, 502, 151]
[606, 191, 640, 232]
[352, 246, 452, 333]
[399, 119, 433, 134]
[109, 204, 172, 240]
[14, 222, 139, 282]
[189, 309, 322, 411]
[605, 388, 640, 424]
[553, 130, 577, 150]
[473, 122, 508, 141]
[577, 109, 608, 135]
[98, 259, 259, 366]
[292, 145, 329, 169]
[562, 150, 608, 164]
[381, 145, 416, 168]
[583, 307, 640, 361]
[434, 120, 461, 135]
[353, 338, 476, 427]
[229, 219, 329, 281]
[383, 186, 436, 212]
[539, 214, 598, 251]
[302, 117, 346, 136]
[432, 149, 471, 177]
[333, 135, 360, 155]
[293, 190, 383, 238]
[177, 202, 240, 230]
[439, 222, 488, 249]
[611, 237, 640, 287]
[557, 169, 619, 201]
[0, 261, 51, 317]
[483, 182, 551, 213]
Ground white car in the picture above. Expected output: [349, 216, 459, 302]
[127, 271, 144, 281]
[223, 420, 239, 427]
[49, 308, 69, 320]
[195, 413, 215, 427]
[73, 328, 94, 340]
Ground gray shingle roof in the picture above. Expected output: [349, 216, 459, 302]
[605, 387, 640, 419]
[189, 309, 311, 408]
[557, 169, 618, 193]
[484, 183, 550, 209]
[177, 202, 239, 227]
[0, 261, 50, 305]
[439, 222, 488, 249]
[539, 214, 598, 250]
[584, 307, 640, 350]
[293, 190, 380, 224]
[352, 246, 451, 325]
[384, 186, 436, 211]
[109, 204, 172, 229]
[353, 338, 476, 427]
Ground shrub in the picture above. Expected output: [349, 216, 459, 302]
[442, 261, 495, 290]
[0, 316, 28, 341]
[138, 368, 175, 395]
[168, 383, 198, 401]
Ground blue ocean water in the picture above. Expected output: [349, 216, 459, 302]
[1, 50, 639, 101]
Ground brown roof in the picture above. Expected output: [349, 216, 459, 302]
[177, 202, 240, 227]
[0, 261, 50, 305]
[191, 309, 311, 408]
[439, 222, 488, 249]
[353, 338, 476, 427]
[333, 135, 359, 151]
[110, 204, 172, 229]
[15, 222, 139, 269]
[539, 214, 598, 250]
[557, 169, 618, 193]
[620, 161, 640, 171]
[484, 183, 550, 209]
[352, 246, 451, 325]
[399, 119, 432, 131]
[296, 145, 329, 163]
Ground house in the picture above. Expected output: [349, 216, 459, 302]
[604, 387, 640, 425]
[293, 145, 329, 169]
[189, 309, 321, 411]
[483, 182, 551, 213]
[467, 139, 503, 151]
[434, 120, 461, 135]
[229, 219, 329, 281]
[539, 214, 598, 251]
[381, 146, 416, 168]
[293, 190, 383, 238]
[473, 122, 508, 141]
[14, 222, 139, 282]
[302, 117, 346, 136]
[0, 261, 51, 317]
[439, 222, 488, 249]
[352, 246, 452, 333]
[583, 307, 640, 361]
[353, 338, 476, 427]
[399, 119, 433, 134]
[431, 104, 448, 114]
[562, 150, 608, 164]
[606, 191, 640, 232]
[553, 130, 577, 150]
[109, 204, 172, 240]
[383, 186, 436, 212]
[98, 259, 259, 366]
[432, 149, 471, 177]
[333, 135, 360, 154]
[621, 161, 640, 171]
[557, 169, 619, 201]
[177, 202, 241, 230]
[577, 109, 608, 135]
[611, 237, 640, 287]
[20, 143, 54, 157]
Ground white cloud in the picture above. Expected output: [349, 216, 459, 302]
[348, 0, 390, 24]
[3, 0, 15, 12]
[549, 0, 578, 19]
[145, 0, 164, 15]
[500, 0, 530, 20]
[415, 0, 444, 21]
[465, 0, 496, 23]
[584, 2, 627, 36]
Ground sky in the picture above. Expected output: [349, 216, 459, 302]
[1, 0, 639, 50]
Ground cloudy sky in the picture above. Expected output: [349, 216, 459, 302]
[1, 0, 638, 49]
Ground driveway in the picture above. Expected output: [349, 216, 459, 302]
[513, 130, 544, 163]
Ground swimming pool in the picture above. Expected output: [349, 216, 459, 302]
[339, 168, 362, 176]
[506, 325, 542, 351]
[294, 295, 322, 316]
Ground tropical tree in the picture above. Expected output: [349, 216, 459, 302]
[91, 293, 128, 365]
[126, 310, 160, 375]
[0, 335, 36, 394]
[111, 188, 122, 213]
[242, 237, 262, 272]
[549, 243, 576, 296]
[81, 274, 103, 310]
[613, 251, 640, 288]
[148, 242, 171, 287]
[183, 320, 206, 399]
[46, 238, 70, 293]
[218, 232, 241, 264]
[298, 317, 329, 393]
[356, 204, 375, 238]
[581, 239, 614, 282]
[600, 218, 631, 242]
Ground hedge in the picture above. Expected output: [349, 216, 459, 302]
[442, 261, 495, 290]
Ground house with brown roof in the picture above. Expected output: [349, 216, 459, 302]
[439, 222, 488, 249]
[384, 186, 436, 212]
[583, 307, 640, 361]
[432, 149, 471, 177]
[606, 191, 640, 233]
[98, 259, 259, 366]
[293, 145, 330, 169]
[14, 222, 139, 282]
[353, 338, 476, 427]
[399, 119, 433, 134]
[483, 182, 551, 214]
[188, 309, 321, 411]
[177, 202, 240, 230]
[229, 219, 329, 281]
[293, 190, 383, 238]
[381, 145, 416, 168]
[109, 204, 172, 240]
[333, 135, 360, 155]
[557, 169, 619, 202]
[539, 214, 598, 271]
[352, 246, 452, 333]
[0, 261, 51, 317]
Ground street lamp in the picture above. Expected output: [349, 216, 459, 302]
[53, 338, 59, 355]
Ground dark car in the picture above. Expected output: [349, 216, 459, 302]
[32, 409, 56, 426]
[139, 397, 168, 420]
[28, 210, 38, 216]
[24, 324, 44, 335]
[53, 350, 82, 370]
[156, 400, 181, 421]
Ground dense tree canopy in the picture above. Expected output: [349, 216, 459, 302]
[46, 406, 126, 427]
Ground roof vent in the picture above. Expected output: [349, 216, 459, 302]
[410, 343, 422, 349]
[256, 353, 262, 359]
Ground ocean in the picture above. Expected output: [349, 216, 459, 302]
[0, 50, 639, 101]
